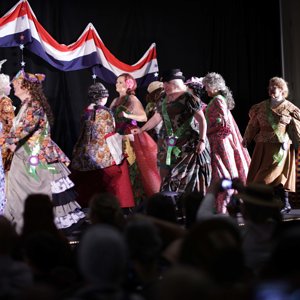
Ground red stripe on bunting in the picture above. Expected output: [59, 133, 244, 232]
[0, 2, 26, 23]
[92, 30, 157, 72]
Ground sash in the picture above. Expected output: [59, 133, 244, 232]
[266, 100, 289, 165]
[23, 123, 59, 181]
[162, 97, 192, 165]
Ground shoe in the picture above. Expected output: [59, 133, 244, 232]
[280, 205, 291, 214]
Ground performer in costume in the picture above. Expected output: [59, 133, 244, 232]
[1, 69, 85, 233]
[0, 59, 12, 213]
[202, 72, 251, 213]
[243, 77, 300, 213]
[71, 82, 135, 209]
[132, 69, 211, 195]
[110, 73, 161, 205]
[0, 59, 15, 171]
[144, 81, 164, 142]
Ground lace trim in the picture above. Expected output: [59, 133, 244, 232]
[51, 177, 75, 194]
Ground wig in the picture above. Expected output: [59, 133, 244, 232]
[14, 70, 54, 125]
[203, 72, 235, 110]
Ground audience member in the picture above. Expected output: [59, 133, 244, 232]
[124, 218, 163, 300]
[88, 192, 126, 230]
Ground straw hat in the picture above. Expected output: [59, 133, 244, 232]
[147, 81, 163, 94]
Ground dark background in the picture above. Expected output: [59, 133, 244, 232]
[0, 0, 282, 158]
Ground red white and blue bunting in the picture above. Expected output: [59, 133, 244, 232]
[0, 0, 159, 86]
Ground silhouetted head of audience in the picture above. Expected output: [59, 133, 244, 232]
[261, 222, 300, 283]
[157, 265, 213, 300]
[88, 192, 125, 230]
[0, 215, 19, 255]
[179, 218, 245, 285]
[125, 218, 162, 266]
[77, 224, 127, 286]
[179, 191, 204, 228]
[22, 193, 60, 238]
[145, 192, 178, 224]
[237, 183, 283, 223]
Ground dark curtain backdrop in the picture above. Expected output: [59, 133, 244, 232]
[0, 0, 282, 158]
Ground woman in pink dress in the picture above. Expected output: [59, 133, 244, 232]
[203, 72, 251, 213]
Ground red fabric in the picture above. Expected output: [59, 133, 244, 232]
[101, 160, 135, 208]
[70, 160, 135, 208]
[132, 131, 161, 197]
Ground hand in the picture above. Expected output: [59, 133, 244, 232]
[242, 138, 248, 148]
[206, 179, 224, 196]
[0, 137, 5, 146]
[131, 128, 142, 135]
[121, 111, 128, 119]
[195, 140, 205, 154]
[8, 144, 16, 152]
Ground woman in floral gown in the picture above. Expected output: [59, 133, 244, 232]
[1, 69, 85, 233]
[0, 62, 14, 213]
[71, 82, 135, 209]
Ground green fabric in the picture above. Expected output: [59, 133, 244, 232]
[23, 124, 58, 181]
[266, 100, 288, 165]
[162, 97, 192, 165]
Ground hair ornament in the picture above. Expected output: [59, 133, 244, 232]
[14, 69, 46, 83]
[125, 78, 135, 90]
[185, 76, 204, 87]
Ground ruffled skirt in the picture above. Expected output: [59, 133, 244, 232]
[4, 147, 85, 233]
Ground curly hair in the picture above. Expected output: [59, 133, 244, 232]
[203, 72, 235, 110]
[87, 82, 109, 104]
[21, 79, 54, 126]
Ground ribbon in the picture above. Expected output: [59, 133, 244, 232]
[23, 123, 59, 181]
[162, 97, 192, 165]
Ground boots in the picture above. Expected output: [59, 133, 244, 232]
[280, 190, 291, 214]
[274, 185, 291, 214]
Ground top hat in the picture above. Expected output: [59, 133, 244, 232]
[160, 68, 185, 82]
